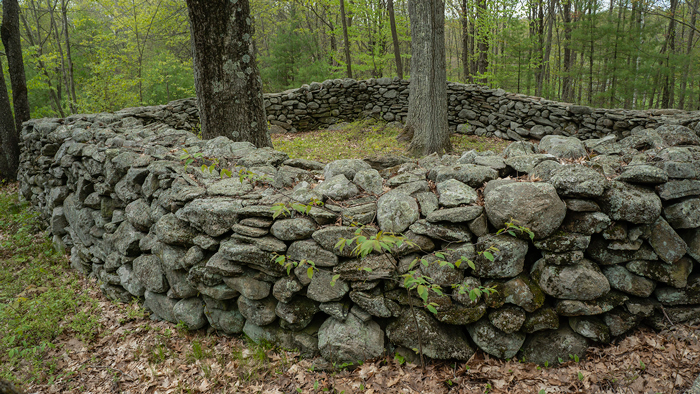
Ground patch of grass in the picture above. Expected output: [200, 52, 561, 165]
[271, 119, 510, 162]
[0, 183, 101, 384]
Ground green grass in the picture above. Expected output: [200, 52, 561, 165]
[271, 119, 511, 162]
[0, 184, 101, 384]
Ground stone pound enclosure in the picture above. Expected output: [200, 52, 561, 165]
[18, 109, 700, 366]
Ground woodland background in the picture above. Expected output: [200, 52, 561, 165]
[6, 0, 698, 119]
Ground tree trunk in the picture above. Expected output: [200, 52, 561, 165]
[61, 0, 77, 111]
[661, 0, 677, 108]
[387, 0, 403, 79]
[1, 0, 30, 130]
[185, 0, 271, 147]
[561, 0, 573, 102]
[475, 0, 488, 82]
[405, 0, 451, 156]
[0, 0, 27, 178]
[461, 0, 470, 81]
[678, 0, 698, 109]
[0, 57, 16, 180]
[339, 0, 353, 78]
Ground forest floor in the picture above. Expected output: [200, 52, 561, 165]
[1, 128, 700, 393]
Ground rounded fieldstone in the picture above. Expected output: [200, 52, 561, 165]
[270, 218, 318, 241]
[173, 298, 207, 330]
[531, 258, 610, 301]
[467, 318, 526, 359]
[376, 191, 420, 233]
[318, 314, 384, 363]
[518, 325, 589, 365]
[237, 295, 278, 326]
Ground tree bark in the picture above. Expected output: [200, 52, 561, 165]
[339, 0, 353, 78]
[387, 0, 403, 79]
[0, 0, 27, 178]
[561, 0, 574, 102]
[405, 0, 451, 156]
[461, 0, 470, 81]
[185, 0, 271, 147]
[661, 0, 678, 108]
[0, 57, 16, 180]
[475, 0, 489, 82]
[678, 0, 698, 109]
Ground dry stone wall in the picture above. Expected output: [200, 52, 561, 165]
[17, 109, 700, 366]
[130, 78, 700, 142]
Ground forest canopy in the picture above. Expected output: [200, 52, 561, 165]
[2, 0, 698, 119]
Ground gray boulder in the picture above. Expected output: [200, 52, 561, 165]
[467, 318, 526, 359]
[176, 198, 242, 237]
[550, 165, 608, 197]
[626, 257, 693, 288]
[275, 296, 320, 331]
[270, 218, 317, 241]
[376, 191, 420, 233]
[531, 258, 610, 300]
[133, 254, 168, 293]
[287, 239, 339, 267]
[173, 298, 207, 330]
[306, 269, 349, 302]
[223, 276, 272, 300]
[324, 159, 372, 180]
[647, 217, 687, 264]
[436, 179, 478, 207]
[597, 181, 662, 224]
[474, 234, 529, 278]
[484, 182, 566, 239]
[144, 290, 178, 323]
[315, 174, 359, 200]
[318, 314, 384, 363]
[237, 295, 278, 326]
[539, 135, 587, 159]
[518, 325, 589, 365]
[602, 265, 656, 297]
[569, 316, 610, 343]
[154, 213, 198, 245]
[386, 308, 475, 360]
[353, 169, 384, 194]
[664, 198, 700, 229]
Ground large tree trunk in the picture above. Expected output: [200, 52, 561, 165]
[0, 58, 16, 180]
[475, 0, 488, 83]
[405, 0, 451, 156]
[387, 0, 403, 79]
[339, 0, 353, 78]
[0, 0, 27, 178]
[185, 0, 271, 147]
[561, 0, 574, 102]
[461, 0, 470, 82]
[678, 0, 698, 109]
[661, 0, 678, 108]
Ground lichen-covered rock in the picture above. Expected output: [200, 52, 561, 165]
[531, 258, 610, 300]
[144, 290, 178, 323]
[550, 165, 608, 197]
[602, 265, 656, 297]
[275, 296, 319, 331]
[436, 179, 478, 207]
[386, 308, 475, 360]
[154, 213, 198, 245]
[555, 291, 629, 316]
[534, 232, 591, 253]
[353, 169, 383, 194]
[569, 316, 611, 343]
[270, 218, 317, 241]
[617, 165, 669, 184]
[173, 298, 207, 330]
[432, 164, 499, 188]
[654, 275, 700, 305]
[306, 269, 349, 302]
[425, 205, 483, 223]
[312, 226, 378, 257]
[324, 159, 372, 180]
[376, 191, 420, 233]
[175, 198, 242, 237]
[518, 325, 589, 365]
[626, 257, 693, 288]
[488, 305, 526, 333]
[315, 174, 359, 200]
[484, 182, 566, 239]
[243, 320, 319, 357]
[538, 135, 587, 159]
[467, 317, 526, 359]
[409, 220, 472, 242]
[133, 254, 168, 293]
[597, 181, 662, 224]
[647, 217, 687, 264]
[474, 234, 529, 278]
[237, 295, 278, 326]
[664, 198, 700, 229]
[522, 307, 560, 333]
[223, 276, 272, 300]
[318, 314, 383, 363]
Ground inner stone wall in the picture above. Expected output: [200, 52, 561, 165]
[18, 110, 700, 366]
[130, 78, 700, 141]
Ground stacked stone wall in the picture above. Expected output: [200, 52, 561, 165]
[17, 110, 700, 365]
[129, 78, 700, 141]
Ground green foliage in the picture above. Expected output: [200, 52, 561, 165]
[0, 187, 101, 383]
[271, 199, 325, 219]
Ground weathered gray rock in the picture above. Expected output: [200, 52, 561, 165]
[550, 165, 608, 197]
[656, 180, 700, 200]
[275, 296, 319, 331]
[522, 307, 560, 333]
[436, 179, 478, 207]
[664, 198, 700, 229]
[564, 199, 601, 212]
[273, 165, 314, 189]
[243, 320, 319, 357]
[287, 239, 338, 268]
[154, 213, 198, 245]
[176, 198, 242, 237]
[518, 325, 589, 365]
[272, 277, 304, 303]
[538, 135, 587, 159]
[682, 228, 700, 261]
[409, 220, 472, 242]
[270, 218, 317, 241]
[307, 269, 349, 302]
[505, 154, 557, 174]
[144, 290, 178, 323]
[647, 217, 687, 264]
[426, 206, 483, 223]
[125, 199, 153, 231]
[376, 191, 420, 233]
[488, 305, 526, 333]
[602, 265, 656, 297]
[204, 304, 246, 335]
[312, 226, 378, 257]
[569, 316, 610, 343]
[485, 274, 546, 313]
[432, 164, 499, 188]
[626, 257, 693, 288]
[223, 276, 272, 300]
[349, 291, 400, 318]
[531, 258, 610, 300]
[603, 308, 642, 336]
[386, 308, 475, 360]
[173, 298, 207, 330]
[474, 234, 529, 278]
[597, 181, 662, 224]
[353, 169, 383, 194]
[617, 165, 669, 184]
[484, 182, 566, 239]
[318, 314, 384, 363]
[467, 318, 526, 359]
[324, 159, 372, 180]
[237, 295, 278, 326]
[560, 211, 612, 235]
[133, 254, 168, 293]
[655, 275, 700, 305]
[555, 291, 629, 316]
[315, 174, 359, 200]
